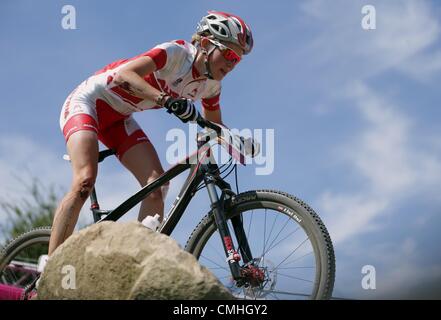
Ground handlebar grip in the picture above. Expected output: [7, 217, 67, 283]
[164, 98, 187, 115]
[164, 101, 221, 133]
[170, 103, 183, 113]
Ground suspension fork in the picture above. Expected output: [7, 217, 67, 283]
[214, 179, 254, 265]
[230, 214, 254, 264]
[204, 174, 242, 280]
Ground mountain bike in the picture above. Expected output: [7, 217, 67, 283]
[0, 106, 335, 300]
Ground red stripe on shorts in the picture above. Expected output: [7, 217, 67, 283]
[63, 114, 98, 141]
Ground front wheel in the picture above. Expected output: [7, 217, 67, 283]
[185, 190, 335, 300]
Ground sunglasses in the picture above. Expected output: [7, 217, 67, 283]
[208, 39, 242, 66]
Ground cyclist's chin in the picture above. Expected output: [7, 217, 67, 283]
[212, 68, 227, 81]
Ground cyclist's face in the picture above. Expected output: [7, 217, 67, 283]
[208, 41, 244, 81]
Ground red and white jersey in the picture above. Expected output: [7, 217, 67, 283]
[78, 40, 222, 116]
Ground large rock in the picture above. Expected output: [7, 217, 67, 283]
[38, 221, 233, 300]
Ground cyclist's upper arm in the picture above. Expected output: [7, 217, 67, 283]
[119, 48, 168, 78]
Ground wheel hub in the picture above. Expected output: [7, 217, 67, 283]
[231, 257, 277, 299]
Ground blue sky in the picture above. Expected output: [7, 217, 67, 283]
[1, 0, 441, 299]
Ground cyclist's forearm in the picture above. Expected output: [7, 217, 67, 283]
[203, 108, 227, 128]
[113, 70, 164, 105]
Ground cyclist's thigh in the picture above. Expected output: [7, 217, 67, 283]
[98, 112, 150, 161]
[120, 140, 164, 186]
[66, 130, 99, 178]
[98, 114, 163, 184]
[60, 86, 99, 177]
[60, 83, 99, 142]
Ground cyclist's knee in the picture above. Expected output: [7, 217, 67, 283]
[72, 174, 96, 200]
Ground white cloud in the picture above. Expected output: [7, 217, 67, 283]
[400, 50, 441, 81]
[402, 237, 417, 256]
[320, 81, 441, 244]
[0, 136, 70, 198]
[294, 0, 441, 245]
[344, 82, 416, 197]
[319, 192, 388, 244]
[298, 0, 441, 83]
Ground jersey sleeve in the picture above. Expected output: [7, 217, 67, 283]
[142, 40, 192, 76]
[201, 81, 222, 111]
[94, 40, 185, 75]
[141, 47, 167, 70]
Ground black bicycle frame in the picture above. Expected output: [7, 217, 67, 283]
[90, 136, 254, 280]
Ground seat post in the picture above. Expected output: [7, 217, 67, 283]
[90, 149, 115, 222]
[90, 187, 101, 222]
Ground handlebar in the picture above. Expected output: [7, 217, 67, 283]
[164, 102, 222, 134]
[195, 113, 222, 134]
[164, 101, 260, 161]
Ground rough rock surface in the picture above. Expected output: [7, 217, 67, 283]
[38, 221, 232, 300]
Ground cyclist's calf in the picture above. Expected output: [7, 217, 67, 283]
[147, 181, 170, 202]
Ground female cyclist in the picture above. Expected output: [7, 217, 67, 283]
[49, 10, 254, 256]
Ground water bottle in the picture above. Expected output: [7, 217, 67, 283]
[37, 254, 49, 273]
[142, 214, 161, 231]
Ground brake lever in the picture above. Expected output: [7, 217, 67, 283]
[196, 114, 222, 134]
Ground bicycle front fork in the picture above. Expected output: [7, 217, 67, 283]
[204, 175, 253, 283]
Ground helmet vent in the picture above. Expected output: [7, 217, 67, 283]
[213, 24, 227, 36]
[233, 20, 243, 33]
[220, 21, 230, 35]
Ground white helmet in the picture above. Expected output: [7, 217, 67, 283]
[196, 10, 254, 55]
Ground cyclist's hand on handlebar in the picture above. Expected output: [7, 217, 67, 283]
[239, 136, 260, 158]
[164, 97, 199, 123]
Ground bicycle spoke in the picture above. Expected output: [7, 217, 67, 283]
[199, 254, 229, 272]
[207, 233, 227, 262]
[268, 292, 280, 300]
[261, 289, 311, 298]
[246, 210, 253, 239]
[263, 212, 279, 255]
[263, 226, 300, 257]
[273, 237, 310, 273]
[261, 209, 268, 267]
[274, 266, 314, 270]
[276, 272, 313, 283]
[280, 251, 313, 267]
[218, 275, 233, 281]
[262, 215, 292, 259]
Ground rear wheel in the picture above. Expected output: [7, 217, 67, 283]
[0, 227, 51, 299]
[185, 190, 335, 300]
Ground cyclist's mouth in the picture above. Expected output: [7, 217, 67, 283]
[220, 68, 227, 76]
